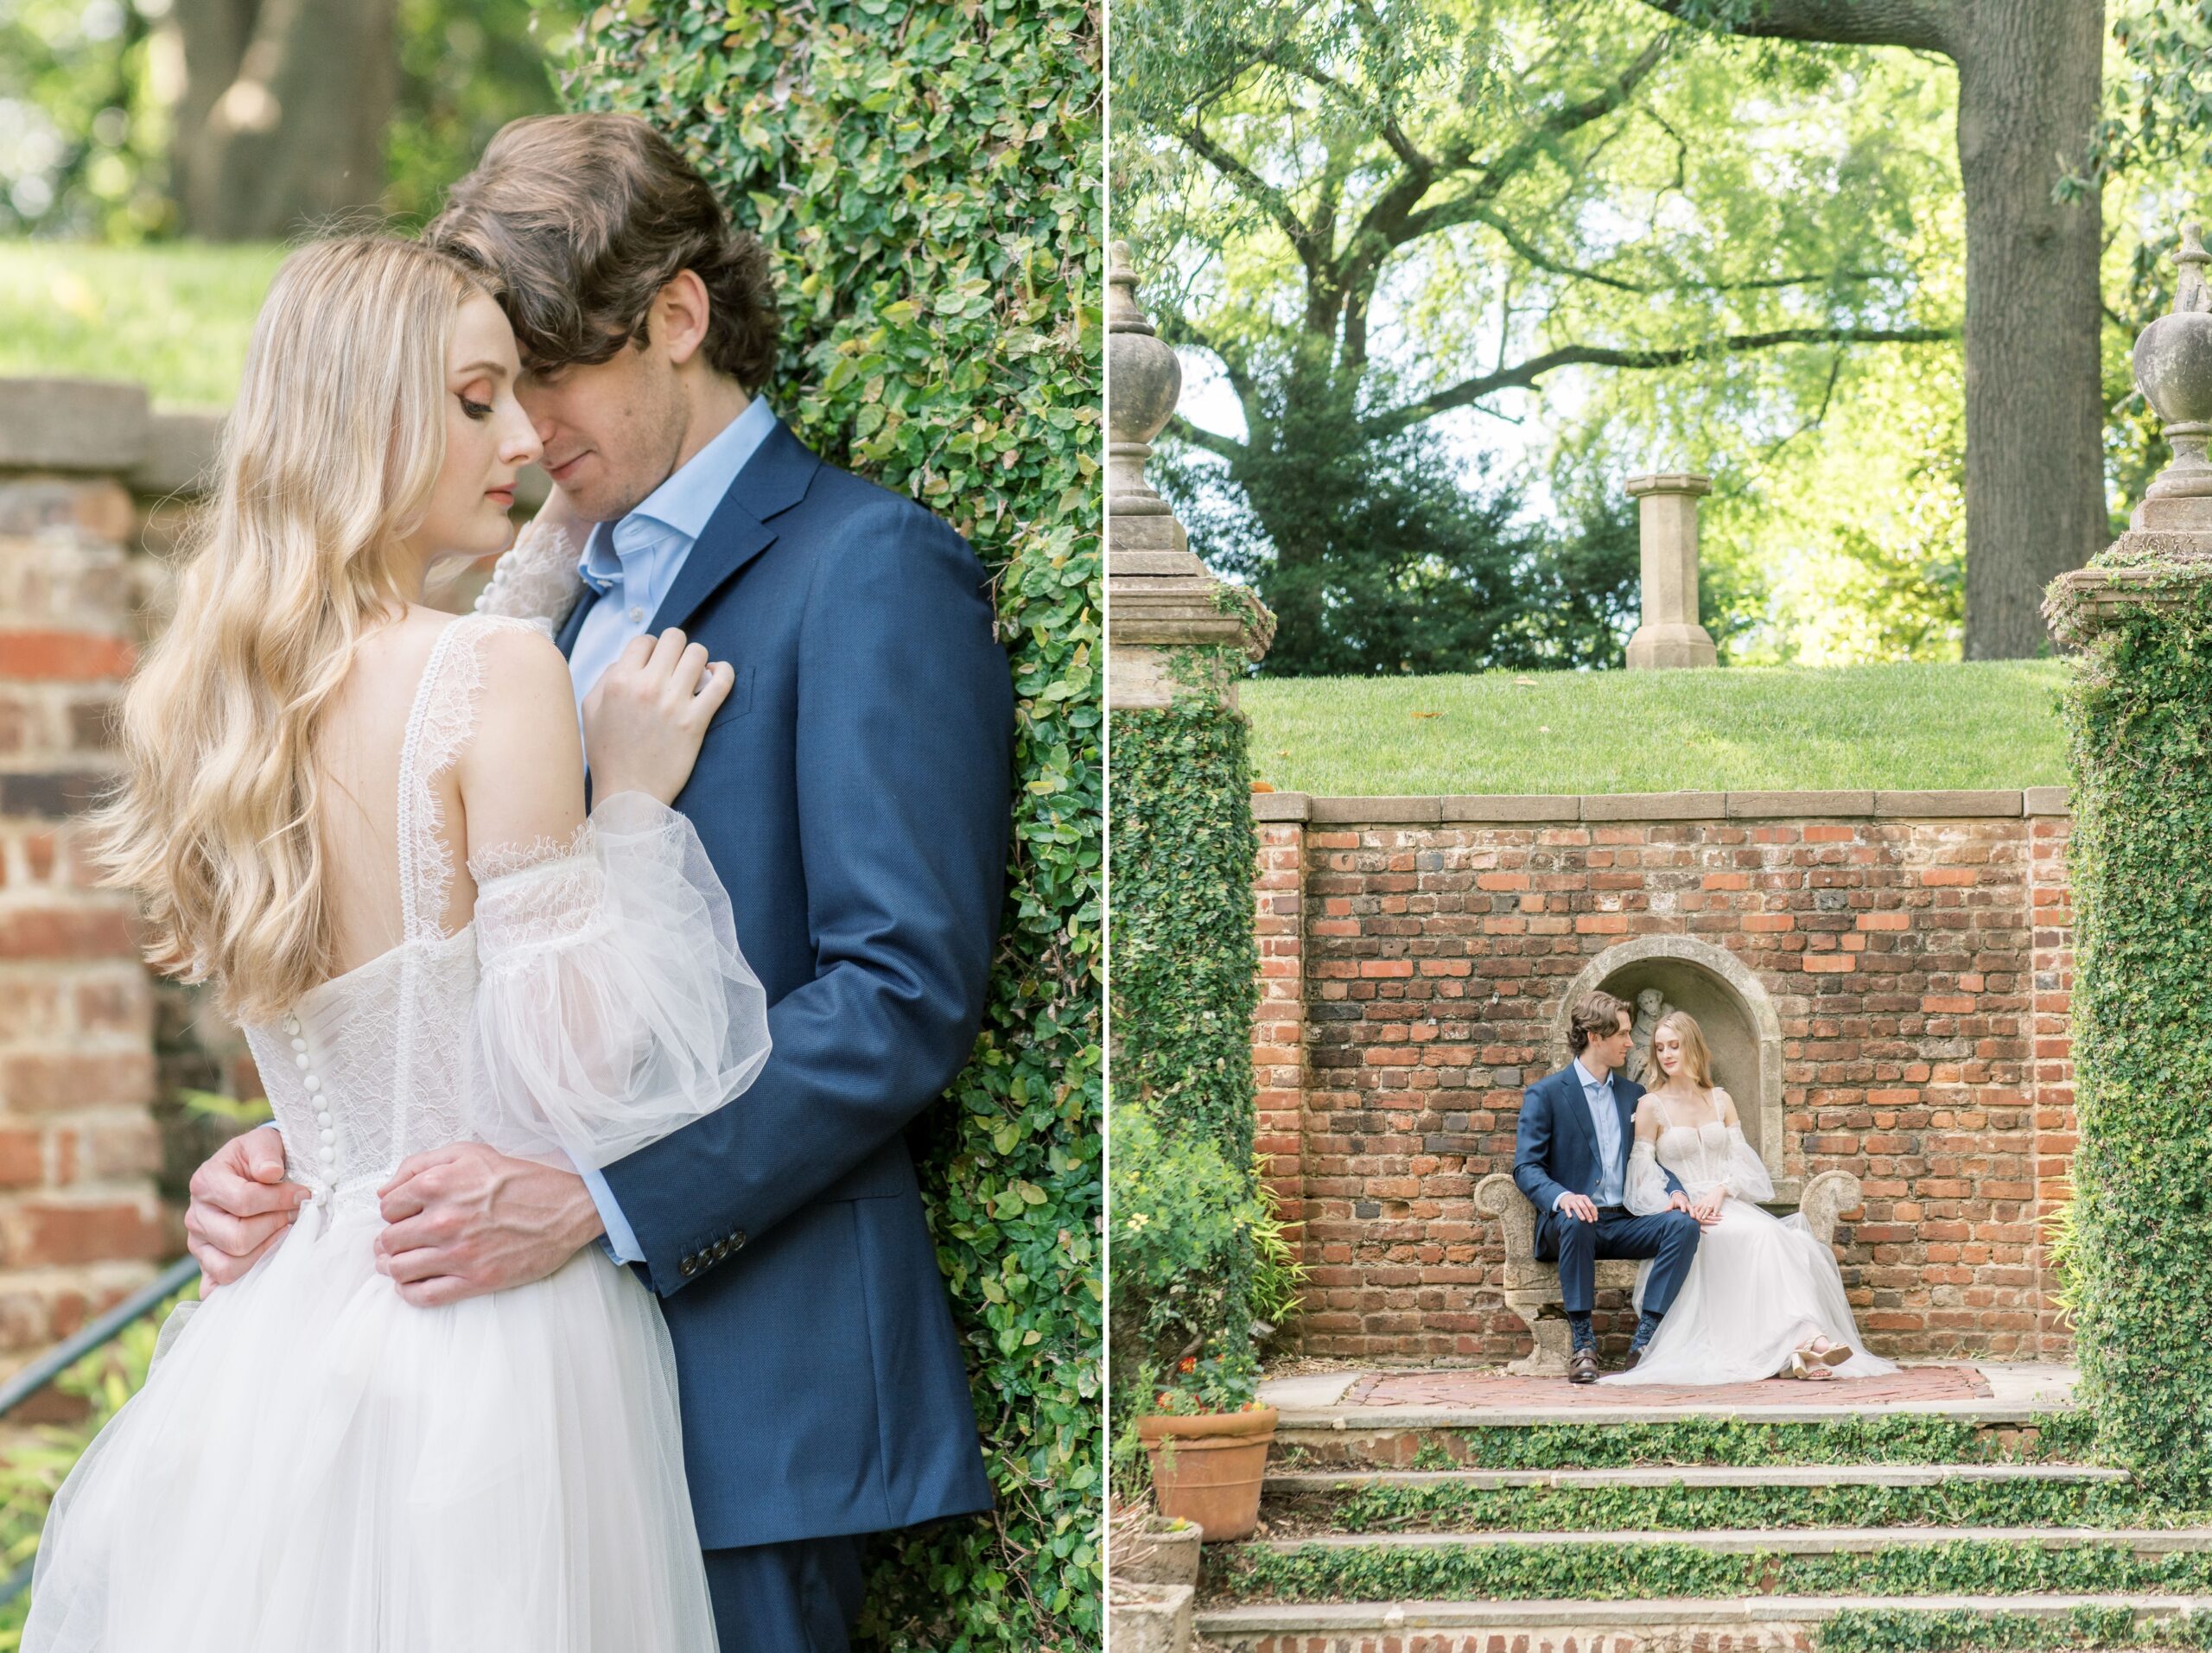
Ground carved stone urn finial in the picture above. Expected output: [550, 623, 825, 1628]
[2133, 224, 2212, 514]
[2046, 222, 2212, 645]
[1108, 240, 1184, 527]
[1105, 242, 1274, 707]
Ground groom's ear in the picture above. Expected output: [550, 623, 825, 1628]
[654, 270, 714, 368]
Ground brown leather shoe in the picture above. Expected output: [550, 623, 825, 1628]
[1567, 1346, 1599, 1384]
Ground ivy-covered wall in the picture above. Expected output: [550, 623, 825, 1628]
[2057, 571, 2212, 1499]
[567, 3, 1102, 1644]
[1108, 664, 1265, 1416]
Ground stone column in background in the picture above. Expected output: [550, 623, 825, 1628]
[0, 380, 175, 1383]
[1624, 471, 1719, 671]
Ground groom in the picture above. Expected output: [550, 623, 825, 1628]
[181, 113, 1011, 1651]
[1515, 990, 1703, 1383]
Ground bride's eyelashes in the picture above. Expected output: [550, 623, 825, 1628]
[460, 394, 493, 420]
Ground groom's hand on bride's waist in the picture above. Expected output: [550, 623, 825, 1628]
[373, 1142, 607, 1307]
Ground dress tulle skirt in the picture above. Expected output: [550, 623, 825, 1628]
[1600, 1197, 1899, 1387]
[22, 1196, 718, 1652]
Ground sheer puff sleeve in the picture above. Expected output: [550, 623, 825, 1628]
[1624, 1140, 1673, 1217]
[461, 791, 772, 1171]
[1722, 1124, 1774, 1203]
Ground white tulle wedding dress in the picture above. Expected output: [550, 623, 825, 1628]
[1599, 1089, 1896, 1387]
[23, 607, 770, 1652]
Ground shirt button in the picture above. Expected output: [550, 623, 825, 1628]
[628, 606, 645, 623]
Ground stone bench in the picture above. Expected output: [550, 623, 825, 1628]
[1471, 1169, 1866, 1376]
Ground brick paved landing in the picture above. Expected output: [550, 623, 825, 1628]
[1339, 1364, 1993, 1410]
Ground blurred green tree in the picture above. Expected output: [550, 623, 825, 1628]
[0, 0, 578, 240]
[1117, 0, 1956, 675]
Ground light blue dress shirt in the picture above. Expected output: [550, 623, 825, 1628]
[1561, 1055, 1625, 1211]
[566, 396, 776, 1262]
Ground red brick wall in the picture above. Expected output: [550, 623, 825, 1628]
[1250, 791, 2076, 1364]
[0, 469, 167, 1367]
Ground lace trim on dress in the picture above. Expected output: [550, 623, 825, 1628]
[474, 511, 588, 633]
[467, 821, 597, 885]
[398, 614, 545, 944]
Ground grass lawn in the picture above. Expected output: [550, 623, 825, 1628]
[0, 239, 286, 407]
[1241, 659, 2071, 797]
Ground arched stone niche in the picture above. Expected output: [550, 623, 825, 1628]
[1549, 936, 1796, 1204]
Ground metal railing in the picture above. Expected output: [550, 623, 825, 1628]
[0, 1255, 200, 1605]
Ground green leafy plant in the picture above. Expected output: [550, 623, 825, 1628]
[1248, 1153, 1307, 1335]
[1815, 1604, 2207, 1653]
[1284, 1475, 2170, 1535]
[2053, 558, 2212, 1501]
[1109, 675, 1265, 1448]
[1205, 1535, 2212, 1607]
[563, 2, 1102, 1645]
[1270, 1413, 2098, 1472]
[1109, 1102, 1262, 1421]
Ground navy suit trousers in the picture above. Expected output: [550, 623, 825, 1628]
[703, 1536, 868, 1653]
[1550, 1205, 1702, 1315]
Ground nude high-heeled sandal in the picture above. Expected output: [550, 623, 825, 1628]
[1804, 1334, 1853, 1368]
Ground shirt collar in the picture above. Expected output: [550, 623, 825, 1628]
[577, 396, 778, 591]
[1573, 1056, 1611, 1095]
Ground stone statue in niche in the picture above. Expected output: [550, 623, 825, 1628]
[1625, 987, 1672, 1084]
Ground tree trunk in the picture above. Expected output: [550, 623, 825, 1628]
[1953, 0, 2107, 658]
[171, 0, 399, 241]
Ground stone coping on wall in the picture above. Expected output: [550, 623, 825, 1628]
[0, 377, 550, 507]
[1252, 785, 2070, 823]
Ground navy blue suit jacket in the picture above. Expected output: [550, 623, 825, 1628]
[560, 418, 1009, 1550]
[1511, 1065, 1683, 1262]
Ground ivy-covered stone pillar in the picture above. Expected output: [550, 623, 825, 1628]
[1105, 244, 1279, 1420]
[2045, 222, 2212, 1495]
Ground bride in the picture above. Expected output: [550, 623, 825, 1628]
[23, 235, 769, 1650]
[1601, 1010, 1896, 1387]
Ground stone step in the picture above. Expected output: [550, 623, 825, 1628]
[1247, 1526, 2212, 1556]
[1268, 1463, 2133, 1491]
[1192, 1593, 2212, 1653]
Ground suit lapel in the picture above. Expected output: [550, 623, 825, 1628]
[1554, 1068, 1595, 1180]
[1613, 1077, 1639, 1148]
[555, 584, 598, 658]
[646, 418, 822, 638]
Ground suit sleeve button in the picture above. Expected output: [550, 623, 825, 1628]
[679, 1255, 699, 1276]
[732, 1230, 747, 1249]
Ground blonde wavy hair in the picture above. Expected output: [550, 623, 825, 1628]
[94, 235, 500, 1024]
[1651, 1009, 1716, 1092]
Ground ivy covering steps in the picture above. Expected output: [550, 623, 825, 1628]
[1195, 1366, 2209, 1651]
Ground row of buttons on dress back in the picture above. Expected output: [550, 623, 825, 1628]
[282, 1012, 335, 1210]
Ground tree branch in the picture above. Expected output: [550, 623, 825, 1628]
[1174, 119, 1324, 276]
[1401, 33, 1672, 245]
[1635, 0, 1953, 56]
[1375, 323, 1956, 433]
[1166, 414, 1250, 463]
[1465, 200, 1892, 296]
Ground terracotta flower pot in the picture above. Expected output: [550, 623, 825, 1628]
[1137, 1405, 1277, 1541]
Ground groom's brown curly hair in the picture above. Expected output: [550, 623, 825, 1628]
[425, 112, 779, 391]
[1567, 990, 1631, 1056]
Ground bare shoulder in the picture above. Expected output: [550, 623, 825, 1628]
[1711, 1086, 1740, 1123]
[455, 620, 582, 789]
